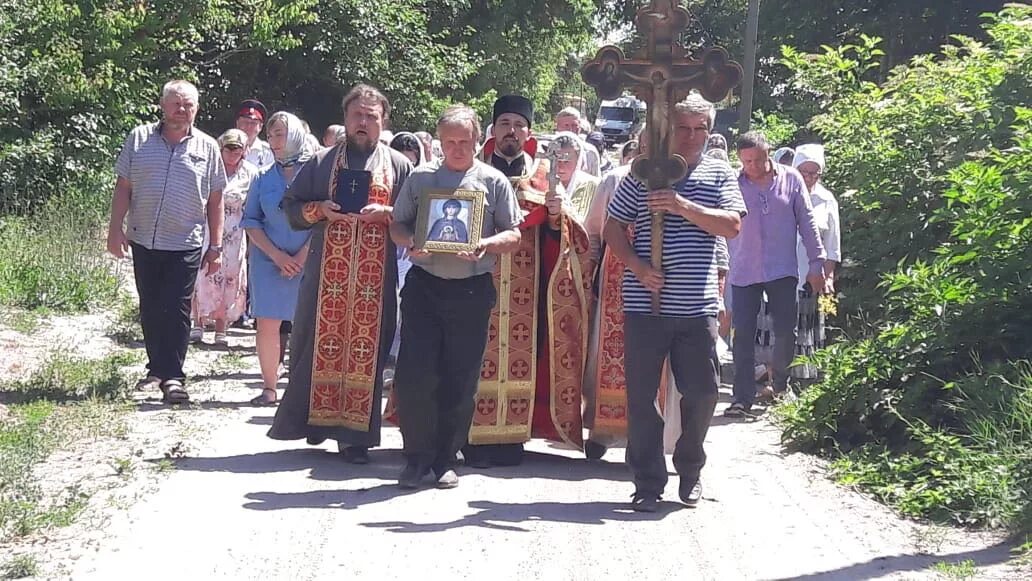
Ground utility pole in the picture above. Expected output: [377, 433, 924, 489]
[739, 0, 761, 134]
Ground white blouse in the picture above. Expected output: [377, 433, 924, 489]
[797, 183, 841, 290]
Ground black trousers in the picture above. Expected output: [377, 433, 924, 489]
[131, 242, 202, 382]
[394, 267, 496, 472]
[624, 314, 720, 497]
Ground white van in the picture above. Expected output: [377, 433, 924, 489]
[594, 96, 646, 146]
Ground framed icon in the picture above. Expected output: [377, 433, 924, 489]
[414, 189, 485, 254]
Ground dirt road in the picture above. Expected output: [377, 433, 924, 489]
[2, 316, 1022, 580]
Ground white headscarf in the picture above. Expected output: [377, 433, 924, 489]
[793, 143, 826, 172]
[267, 111, 313, 168]
[552, 130, 590, 174]
[390, 131, 427, 166]
[773, 147, 795, 165]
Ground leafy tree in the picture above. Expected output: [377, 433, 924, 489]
[0, 0, 314, 212]
[777, 5, 1032, 530]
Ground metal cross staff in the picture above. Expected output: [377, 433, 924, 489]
[544, 144, 572, 224]
[582, 0, 742, 313]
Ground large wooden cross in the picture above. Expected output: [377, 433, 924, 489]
[582, 0, 742, 313]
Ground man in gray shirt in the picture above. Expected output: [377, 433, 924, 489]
[107, 80, 227, 403]
[390, 104, 522, 490]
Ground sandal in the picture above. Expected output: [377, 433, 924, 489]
[213, 332, 228, 346]
[250, 388, 279, 406]
[189, 327, 203, 344]
[160, 380, 190, 404]
[723, 402, 750, 418]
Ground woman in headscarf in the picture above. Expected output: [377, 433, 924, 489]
[241, 111, 315, 405]
[792, 143, 841, 382]
[549, 131, 599, 221]
[191, 129, 259, 346]
[389, 131, 427, 166]
[773, 146, 795, 166]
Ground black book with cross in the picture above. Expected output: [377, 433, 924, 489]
[334, 169, 372, 214]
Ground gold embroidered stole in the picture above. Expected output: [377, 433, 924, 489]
[308, 144, 393, 430]
[590, 227, 668, 439]
[470, 160, 591, 448]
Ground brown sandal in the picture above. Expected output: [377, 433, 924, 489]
[160, 380, 190, 404]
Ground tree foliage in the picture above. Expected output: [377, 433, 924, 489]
[0, 0, 601, 213]
[777, 6, 1032, 530]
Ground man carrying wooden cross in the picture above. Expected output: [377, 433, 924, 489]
[604, 94, 745, 512]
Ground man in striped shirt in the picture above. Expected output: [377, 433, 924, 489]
[604, 94, 746, 512]
[107, 80, 227, 404]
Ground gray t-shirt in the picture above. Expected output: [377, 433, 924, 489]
[393, 160, 521, 279]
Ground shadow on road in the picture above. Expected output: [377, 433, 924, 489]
[172, 447, 645, 513]
[764, 541, 1021, 581]
[136, 399, 264, 412]
[362, 499, 679, 533]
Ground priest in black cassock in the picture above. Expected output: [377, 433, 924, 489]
[267, 84, 412, 463]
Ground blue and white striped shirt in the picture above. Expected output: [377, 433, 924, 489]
[608, 156, 746, 318]
[115, 122, 227, 251]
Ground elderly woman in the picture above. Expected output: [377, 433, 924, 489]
[191, 129, 258, 345]
[550, 131, 600, 221]
[241, 112, 314, 405]
[792, 143, 841, 381]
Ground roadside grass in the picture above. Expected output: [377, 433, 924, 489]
[0, 351, 138, 542]
[930, 559, 976, 580]
[776, 361, 1032, 533]
[0, 554, 38, 580]
[106, 294, 142, 346]
[0, 189, 123, 312]
[2, 350, 140, 404]
[0, 308, 49, 335]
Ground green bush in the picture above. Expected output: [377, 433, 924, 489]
[777, 6, 1032, 531]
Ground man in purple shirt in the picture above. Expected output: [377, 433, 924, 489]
[725, 131, 825, 417]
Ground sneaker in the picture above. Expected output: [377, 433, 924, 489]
[398, 463, 429, 489]
[679, 478, 703, 507]
[340, 446, 369, 465]
[189, 327, 203, 344]
[630, 492, 660, 513]
[435, 469, 460, 489]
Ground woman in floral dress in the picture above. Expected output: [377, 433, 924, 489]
[191, 129, 258, 345]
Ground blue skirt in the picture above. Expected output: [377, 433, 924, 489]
[248, 250, 303, 321]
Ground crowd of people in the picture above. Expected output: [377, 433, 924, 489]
[106, 78, 840, 511]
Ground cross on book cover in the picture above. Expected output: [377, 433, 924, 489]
[334, 169, 372, 214]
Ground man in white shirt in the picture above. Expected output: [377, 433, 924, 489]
[235, 99, 273, 169]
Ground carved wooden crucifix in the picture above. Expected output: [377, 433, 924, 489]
[582, 0, 742, 313]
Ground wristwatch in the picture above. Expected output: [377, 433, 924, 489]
[208, 245, 223, 254]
